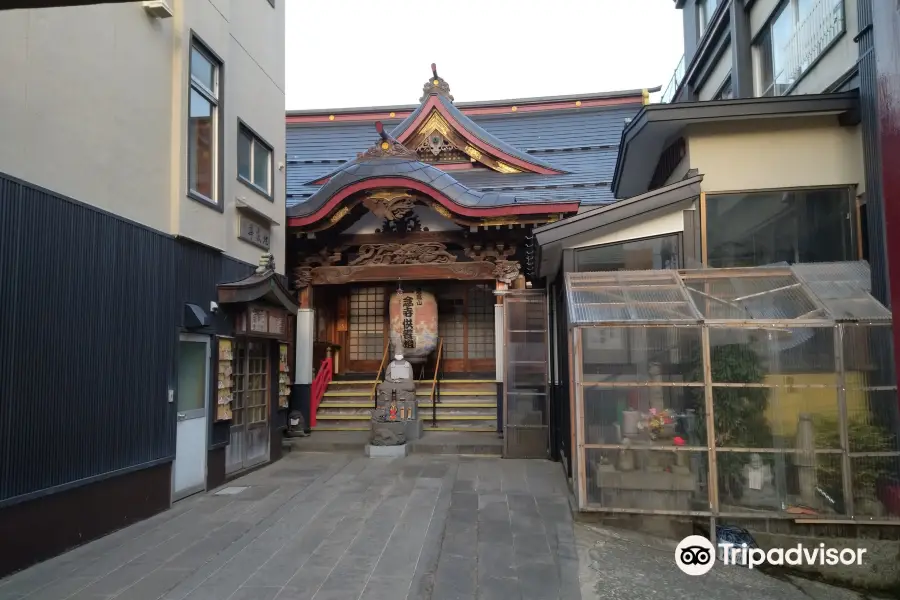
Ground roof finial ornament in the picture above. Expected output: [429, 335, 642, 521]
[420, 62, 453, 103]
[357, 121, 417, 161]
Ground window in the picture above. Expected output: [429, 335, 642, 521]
[753, 0, 845, 96]
[698, 0, 719, 35]
[714, 77, 733, 100]
[188, 42, 220, 204]
[705, 188, 855, 268]
[237, 123, 273, 197]
[575, 234, 682, 272]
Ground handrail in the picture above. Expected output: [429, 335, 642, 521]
[431, 338, 444, 428]
[371, 341, 391, 408]
[310, 351, 333, 428]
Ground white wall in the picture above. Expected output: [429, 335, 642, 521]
[698, 43, 732, 101]
[0, 0, 286, 272]
[0, 4, 176, 232]
[686, 117, 864, 193]
[570, 206, 689, 249]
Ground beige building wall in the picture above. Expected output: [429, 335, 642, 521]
[686, 117, 864, 193]
[0, 0, 286, 273]
[0, 4, 176, 233]
[698, 44, 732, 100]
[171, 0, 286, 271]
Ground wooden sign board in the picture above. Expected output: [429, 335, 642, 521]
[236, 304, 289, 340]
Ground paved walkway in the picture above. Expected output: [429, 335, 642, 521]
[0, 452, 579, 600]
[1, 451, 880, 600]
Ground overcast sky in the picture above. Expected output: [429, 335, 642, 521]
[285, 0, 685, 110]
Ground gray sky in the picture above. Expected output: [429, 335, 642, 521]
[285, 0, 685, 110]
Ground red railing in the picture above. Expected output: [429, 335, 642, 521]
[310, 353, 333, 428]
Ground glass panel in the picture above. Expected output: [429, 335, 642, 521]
[237, 129, 252, 182]
[253, 141, 270, 191]
[233, 343, 247, 426]
[706, 188, 853, 268]
[177, 341, 207, 411]
[188, 88, 215, 199]
[581, 326, 703, 384]
[575, 234, 680, 272]
[245, 341, 269, 424]
[754, 27, 775, 96]
[190, 47, 215, 95]
[770, 3, 795, 95]
[438, 295, 465, 359]
[466, 285, 495, 360]
[349, 287, 385, 361]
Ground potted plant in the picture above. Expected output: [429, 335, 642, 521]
[688, 340, 771, 502]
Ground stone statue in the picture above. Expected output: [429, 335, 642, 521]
[370, 352, 421, 445]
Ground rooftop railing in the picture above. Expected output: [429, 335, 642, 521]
[660, 55, 685, 104]
[779, 0, 844, 91]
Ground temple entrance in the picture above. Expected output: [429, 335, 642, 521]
[333, 282, 495, 375]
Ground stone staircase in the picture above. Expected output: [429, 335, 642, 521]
[313, 379, 498, 432]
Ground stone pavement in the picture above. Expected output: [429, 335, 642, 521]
[0, 452, 579, 600]
[1, 451, 880, 600]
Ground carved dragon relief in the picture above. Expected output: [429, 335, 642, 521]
[361, 192, 416, 221]
[349, 242, 457, 266]
[492, 260, 521, 284]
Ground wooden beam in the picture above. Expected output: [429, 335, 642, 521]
[311, 262, 497, 285]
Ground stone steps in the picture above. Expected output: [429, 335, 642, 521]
[313, 377, 498, 432]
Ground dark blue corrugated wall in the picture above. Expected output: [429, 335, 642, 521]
[0, 172, 254, 506]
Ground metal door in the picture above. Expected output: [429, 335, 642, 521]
[503, 290, 550, 458]
[173, 334, 210, 500]
[226, 340, 271, 474]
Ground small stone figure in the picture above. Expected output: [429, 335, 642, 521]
[370, 352, 419, 445]
[743, 453, 773, 491]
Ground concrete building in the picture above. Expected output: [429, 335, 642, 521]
[0, 0, 293, 577]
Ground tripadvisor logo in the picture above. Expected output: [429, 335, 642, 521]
[675, 535, 868, 574]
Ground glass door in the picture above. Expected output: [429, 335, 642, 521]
[173, 334, 210, 500]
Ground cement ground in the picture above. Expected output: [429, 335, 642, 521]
[0, 450, 880, 600]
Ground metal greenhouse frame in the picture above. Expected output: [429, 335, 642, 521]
[566, 262, 900, 526]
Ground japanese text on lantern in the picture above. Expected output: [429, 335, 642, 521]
[402, 296, 415, 349]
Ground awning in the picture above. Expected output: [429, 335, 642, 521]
[611, 91, 860, 199]
[535, 175, 703, 280]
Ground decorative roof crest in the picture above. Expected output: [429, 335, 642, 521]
[420, 63, 454, 103]
[357, 121, 417, 161]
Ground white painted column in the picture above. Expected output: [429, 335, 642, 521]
[295, 308, 314, 385]
[494, 304, 504, 383]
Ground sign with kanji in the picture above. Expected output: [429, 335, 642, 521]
[238, 215, 271, 250]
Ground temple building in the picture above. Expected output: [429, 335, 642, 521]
[285, 66, 652, 438]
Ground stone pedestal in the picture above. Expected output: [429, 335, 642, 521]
[370, 419, 407, 446]
[366, 443, 409, 458]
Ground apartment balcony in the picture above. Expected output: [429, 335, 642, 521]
[780, 0, 845, 90]
[660, 55, 685, 104]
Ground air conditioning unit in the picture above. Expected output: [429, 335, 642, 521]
[142, 0, 173, 19]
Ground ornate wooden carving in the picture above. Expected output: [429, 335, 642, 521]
[349, 242, 456, 266]
[312, 262, 496, 285]
[492, 260, 521, 284]
[357, 121, 417, 161]
[293, 266, 313, 289]
[361, 192, 415, 221]
[464, 242, 517, 262]
[420, 62, 454, 102]
[302, 248, 343, 268]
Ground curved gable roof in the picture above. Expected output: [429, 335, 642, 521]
[390, 95, 565, 175]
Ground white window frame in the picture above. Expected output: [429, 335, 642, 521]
[188, 40, 220, 206]
[237, 122, 274, 199]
